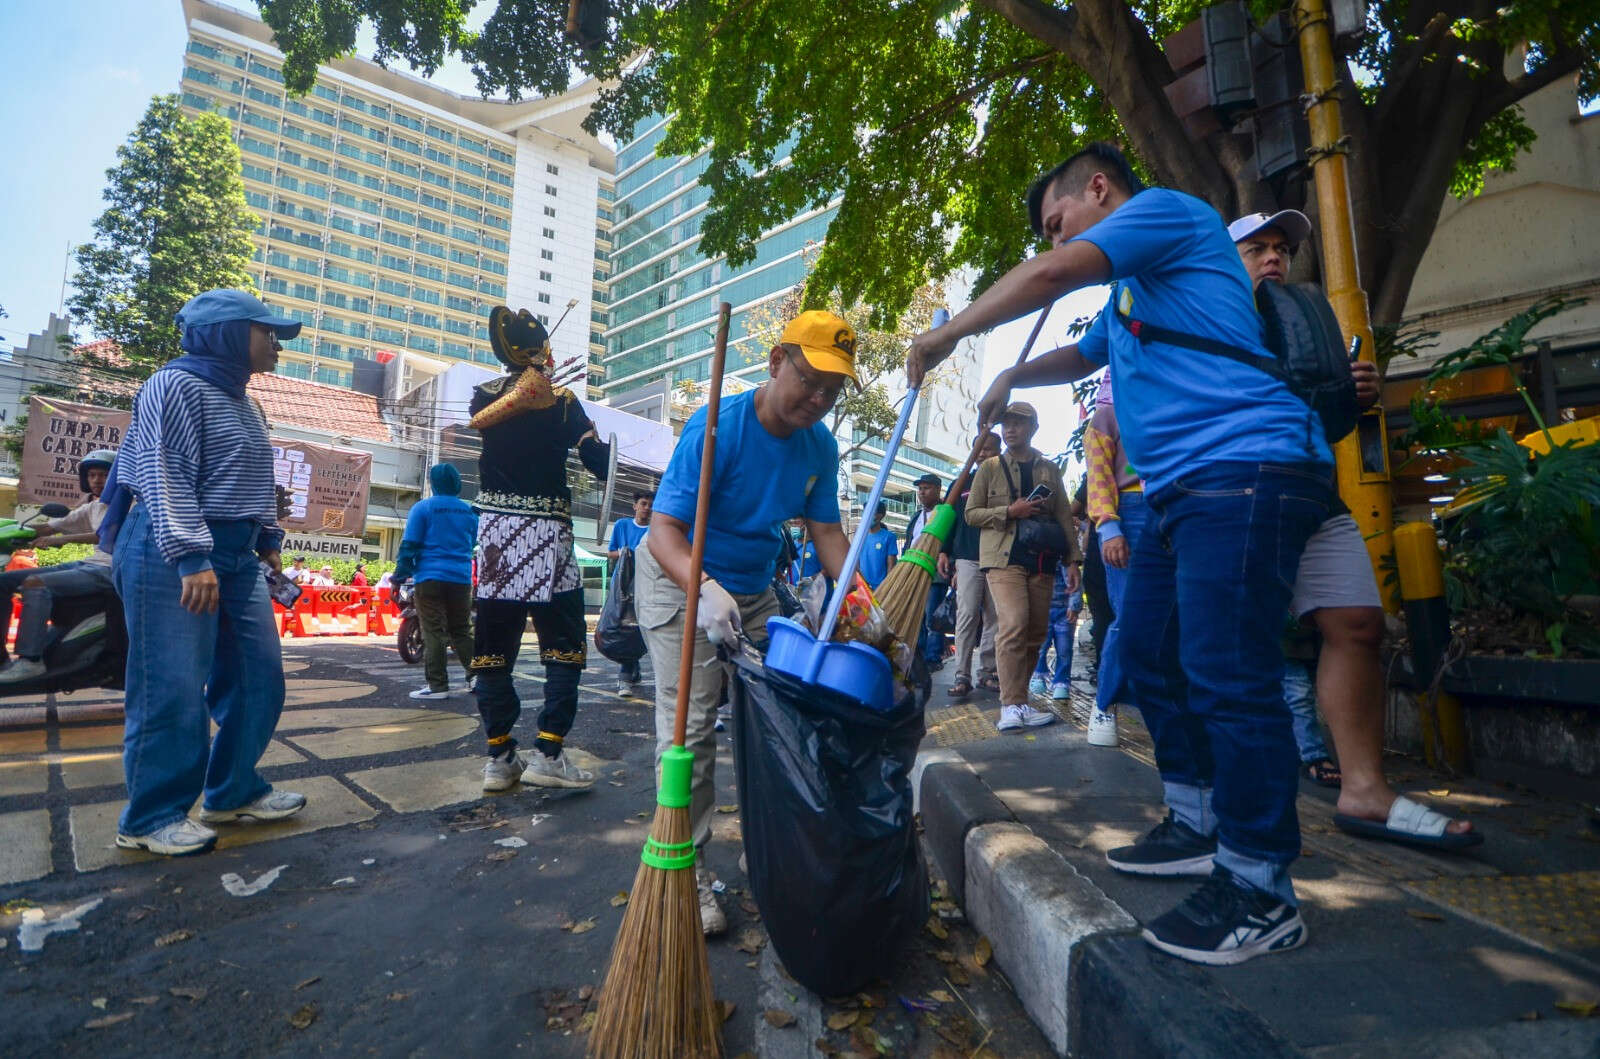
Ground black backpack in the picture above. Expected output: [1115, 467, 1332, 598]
[1115, 279, 1360, 443]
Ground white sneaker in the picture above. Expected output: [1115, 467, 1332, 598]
[410, 687, 450, 700]
[997, 705, 1025, 731]
[522, 750, 595, 789]
[696, 867, 727, 936]
[1088, 707, 1120, 747]
[115, 818, 217, 856]
[482, 753, 525, 792]
[200, 789, 307, 823]
[0, 658, 45, 683]
[1019, 703, 1057, 727]
[1028, 675, 1048, 697]
[1050, 682, 1071, 701]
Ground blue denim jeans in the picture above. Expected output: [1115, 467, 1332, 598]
[919, 582, 950, 665]
[114, 505, 286, 836]
[1032, 566, 1074, 685]
[1094, 489, 1148, 712]
[1283, 659, 1332, 763]
[1120, 461, 1331, 905]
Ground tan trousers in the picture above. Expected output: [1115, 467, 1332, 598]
[635, 544, 779, 851]
[984, 566, 1052, 706]
[953, 558, 997, 683]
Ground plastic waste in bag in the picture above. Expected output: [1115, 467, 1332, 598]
[593, 547, 646, 663]
[729, 647, 929, 995]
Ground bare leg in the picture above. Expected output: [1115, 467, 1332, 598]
[1313, 606, 1473, 836]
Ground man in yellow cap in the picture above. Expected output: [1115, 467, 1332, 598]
[636, 308, 856, 935]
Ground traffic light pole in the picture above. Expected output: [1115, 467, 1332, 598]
[1294, 0, 1399, 611]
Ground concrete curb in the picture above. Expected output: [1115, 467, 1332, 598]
[917, 757, 1015, 905]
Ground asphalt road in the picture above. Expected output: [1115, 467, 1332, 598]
[0, 637, 1050, 1058]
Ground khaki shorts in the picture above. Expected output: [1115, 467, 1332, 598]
[1289, 514, 1382, 618]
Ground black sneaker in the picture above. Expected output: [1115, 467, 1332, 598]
[1142, 868, 1307, 966]
[1105, 811, 1217, 877]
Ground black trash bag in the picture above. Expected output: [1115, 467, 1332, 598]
[593, 547, 645, 663]
[928, 587, 958, 634]
[729, 647, 929, 996]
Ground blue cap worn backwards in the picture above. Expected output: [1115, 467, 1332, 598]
[175, 289, 302, 339]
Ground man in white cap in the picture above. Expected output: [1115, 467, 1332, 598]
[1229, 210, 1480, 853]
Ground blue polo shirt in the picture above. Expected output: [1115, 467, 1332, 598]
[654, 391, 840, 594]
[401, 495, 477, 585]
[858, 525, 899, 588]
[1074, 188, 1331, 495]
[608, 517, 649, 554]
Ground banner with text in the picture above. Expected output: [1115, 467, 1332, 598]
[280, 532, 365, 561]
[272, 437, 372, 538]
[19, 396, 132, 506]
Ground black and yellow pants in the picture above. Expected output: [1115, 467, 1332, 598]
[471, 589, 586, 759]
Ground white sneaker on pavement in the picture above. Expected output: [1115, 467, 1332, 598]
[1027, 675, 1048, 697]
[116, 818, 218, 856]
[697, 867, 727, 936]
[1018, 703, 1057, 727]
[522, 750, 595, 789]
[410, 687, 450, 700]
[1088, 706, 1120, 747]
[199, 789, 307, 823]
[482, 753, 525, 792]
[997, 704, 1025, 731]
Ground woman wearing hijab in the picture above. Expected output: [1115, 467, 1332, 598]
[107, 289, 306, 856]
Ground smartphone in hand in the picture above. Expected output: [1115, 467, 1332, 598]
[1026, 483, 1053, 503]
[262, 561, 303, 608]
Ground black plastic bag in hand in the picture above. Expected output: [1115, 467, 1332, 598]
[730, 648, 928, 996]
[928, 586, 958, 634]
[594, 547, 646, 663]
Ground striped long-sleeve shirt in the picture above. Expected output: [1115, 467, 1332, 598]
[120, 369, 282, 575]
[1085, 404, 1142, 543]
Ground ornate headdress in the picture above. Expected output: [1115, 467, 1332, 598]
[489, 306, 553, 371]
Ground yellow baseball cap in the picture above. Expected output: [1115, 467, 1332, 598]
[780, 310, 859, 385]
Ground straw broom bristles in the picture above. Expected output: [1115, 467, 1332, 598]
[877, 531, 944, 645]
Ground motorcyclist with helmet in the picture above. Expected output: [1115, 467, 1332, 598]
[0, 448, 117, 683]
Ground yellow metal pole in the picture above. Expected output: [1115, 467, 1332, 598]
[1392, 522, 1468, 771]
[1293, 0, 1398, 612]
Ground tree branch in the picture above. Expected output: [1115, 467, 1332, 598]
[1372, 11, 1454, 128]
[1484, 49, 1585, 115]
[883, 52, 1056, 137]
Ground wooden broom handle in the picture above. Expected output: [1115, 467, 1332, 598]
[942, 307, 1052, 505]
[672, 302, 731, 748]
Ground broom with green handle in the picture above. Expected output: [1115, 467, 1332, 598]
[588, 304, 731, 1059]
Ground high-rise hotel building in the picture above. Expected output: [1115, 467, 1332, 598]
[177, 0, 613, 394]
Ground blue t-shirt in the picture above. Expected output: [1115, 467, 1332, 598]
[402, 495, 478, 585]
[608, 518, 649, 554]
[1074, 188, 1331, 494]
[790, 540, 821, 583]
[858, 526, 899, 588]
[654, 390, 840, 594]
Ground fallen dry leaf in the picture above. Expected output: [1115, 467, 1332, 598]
[734, 1053, 758, 1059]
[578, 985, 595, 1002]
[719, 1000, 737, 1023]
[564, 917, 597, 935]
[716, 805, 739, 814]
[734, 929, 765, 955]
[387, 991, 410, 1002]
[576, 1012, 597, 1034]
[487, 850, 517, 862]
[1517, 1010, 1541, 1021]
[154, 929, 193, 948]
[609, 892, 630, 908]
[169, 987, 207, 1002]
[764, 1009, 797, 1028]
[925, 916, 949, 940]
[858, 992, 885, 1009]
[740, 899, 761, 916]
[91, 997, 107, 1010]
[84, 1012, 135, 1030]
[287, 1004, 317, 1030]
[974, 936, 993, 967]
[129, 996, 160, 1006]
[947, 966, 971, 986]
[1427, 789, 1450, 797]
[928, 989, 954, 1004]
[826, 1011, 858, 1031]
[1555, 1000, 1598, 1018]
[934, 950, 956, 964]
[1405, 909, 1446, 922]
[294, 976, 321, 991]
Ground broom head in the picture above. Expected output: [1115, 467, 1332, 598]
[877, 503, 958, 644]
[588, 746, 721, 1059]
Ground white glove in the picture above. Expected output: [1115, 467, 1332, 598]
[696, 578, 741, 646]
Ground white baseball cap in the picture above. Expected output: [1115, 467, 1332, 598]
[1227, 209, 1312, 247]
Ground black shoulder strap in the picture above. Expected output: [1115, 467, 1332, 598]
[1113, 303, 1286, 382]
[997, 456, 1019, 501]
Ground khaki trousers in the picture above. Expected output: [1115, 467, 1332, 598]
[953, 558, 997, 683]
[635, 544, 778, 851]
[984, 566, 1052, 705]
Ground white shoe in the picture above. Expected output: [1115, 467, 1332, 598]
[199, 789, 307, 823]
[522, 750, 595, 789]
[482, 753, 525, 792]
[1088, 707, 1120, 747]
[697, 867, 727, 936]
[1019, 703, 1057, 727]
[997, 705, 1025, 731]
[115, 818, 217, 856]
[0, 658, 45, 683]
[410, 687, 450, 700]
[1027, 675, 1048, 697]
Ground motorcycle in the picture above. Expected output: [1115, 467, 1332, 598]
[394, 580, 423, 664]
[0, 504, 128, 698]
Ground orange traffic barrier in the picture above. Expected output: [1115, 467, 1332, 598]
[368, 586, 403, 636]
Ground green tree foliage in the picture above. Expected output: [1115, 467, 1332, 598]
[264, 0, 1598, 327]
[68, 94, 260, 376]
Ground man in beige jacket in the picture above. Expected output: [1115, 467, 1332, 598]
[965, 402, 1081, 730]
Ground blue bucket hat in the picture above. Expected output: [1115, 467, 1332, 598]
[176, 289, 302, 338]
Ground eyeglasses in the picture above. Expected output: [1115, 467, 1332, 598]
[784, 350, 846, 404]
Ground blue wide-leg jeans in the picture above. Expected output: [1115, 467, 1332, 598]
[1118, 461, 1330, 905]
[1094, 489, 1147, 711]
[115, 505, 286, 837]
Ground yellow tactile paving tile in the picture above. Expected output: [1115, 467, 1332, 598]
[284, 713, 478, 760]
[1407, 871, 1600, 952]
[69, 774, 377, 873]
[0, 809, 52, 885]
[925, 704, 1000, 747]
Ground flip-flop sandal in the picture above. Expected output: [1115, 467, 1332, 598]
[1304, 759, 1342, 788]
[1333, 795, 1484, 851]
[949, 678, 973, 698]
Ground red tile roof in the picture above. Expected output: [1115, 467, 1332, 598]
[247, 373, 393, 443]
